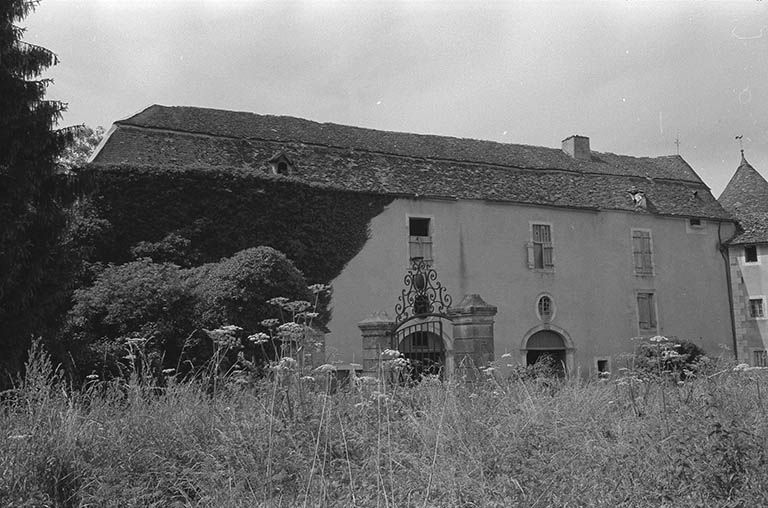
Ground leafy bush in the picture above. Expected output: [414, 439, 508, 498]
[187, 246, 312, 332]
[620, 335, 709, 380]
[63, 259, 194, 379]
[62, 246, 326, 381]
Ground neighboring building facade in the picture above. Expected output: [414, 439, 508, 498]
[91, 105, 737, 376]
[719, 152, 768, 366]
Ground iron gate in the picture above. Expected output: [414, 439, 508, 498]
[391, 258, 452, 377]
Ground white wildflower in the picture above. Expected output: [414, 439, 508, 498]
[308, 283, 330, 294]
[248, 332, 270, 344]
[284, 300, 311, 313]
[260, 318, 280, 329]
[267, 297, 290, 307]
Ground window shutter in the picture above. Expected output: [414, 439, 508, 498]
[638, 293, 650, 329]
[526, 242, 535, 269]
[632, 233, 643, 271]
[632, 231, 652, 274]
[543, 242, 554, 267]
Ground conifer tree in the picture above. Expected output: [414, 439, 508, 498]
[0, 0, 74, 379]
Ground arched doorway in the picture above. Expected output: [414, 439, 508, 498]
[525, 329, 567, 376]
[399, 330, 445, 377]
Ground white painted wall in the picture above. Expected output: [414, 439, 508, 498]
[325, 198, 736, 375]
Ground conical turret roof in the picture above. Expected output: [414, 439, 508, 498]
[719, 152, 768, 244]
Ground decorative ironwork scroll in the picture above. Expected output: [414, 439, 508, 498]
[394, 258, 452, 322]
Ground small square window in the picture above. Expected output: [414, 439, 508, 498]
[409, 218, 430, 237]
[689, 218, 702, 227]
[745, 245, 758, 263]
[754, 350, 768, 367]
[749, 298, 765, 319]
[597, 359, 610, 379]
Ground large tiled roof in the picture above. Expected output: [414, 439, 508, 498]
[91, 104, 732, 220]
[719, 153, 768, 244]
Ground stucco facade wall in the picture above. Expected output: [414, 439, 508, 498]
[325, 198, 736, 375]
[728, 244, 768, 363]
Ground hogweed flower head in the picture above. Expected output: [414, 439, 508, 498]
[248, 332, 270, 345]
[278, 322, 305, 342]
[267, 297, 290, 308]
[284, 300, 312, 313]
[260, 318, 280, 329]
[308, 283, 331, 294]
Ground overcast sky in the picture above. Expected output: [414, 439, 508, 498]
[24, 0, 768, 196]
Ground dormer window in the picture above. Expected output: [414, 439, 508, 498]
[268, 152, 294, 175]
[628, 190, 646, 209]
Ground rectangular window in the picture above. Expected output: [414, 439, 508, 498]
[754, 350, 768, 367]
[408, 217, 432, 262]
[749, 298, 765, 319]
[637, 292, 657, 331]
[631, 229, 653, 275]
[745, 245, 758, 263]
[689, 218, 702, 227]
[528, 224, 553, 270]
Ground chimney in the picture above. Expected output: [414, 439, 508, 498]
[562, 135, 591, 160]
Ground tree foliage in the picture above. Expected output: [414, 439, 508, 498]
[0, 0, 76, 380]
[57, 125, 105, 172]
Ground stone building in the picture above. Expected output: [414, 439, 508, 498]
[91, 105, 737, 376]
[719, 151, 768, 366]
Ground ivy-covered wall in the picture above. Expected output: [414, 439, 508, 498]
[83, 164, 394, 283]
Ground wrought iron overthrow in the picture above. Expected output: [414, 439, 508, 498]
[394, 258, 452, 322]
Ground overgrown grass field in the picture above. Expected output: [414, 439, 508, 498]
[3, 344, 768, 507]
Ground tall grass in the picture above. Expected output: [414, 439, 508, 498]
[2, 343, 768, 507]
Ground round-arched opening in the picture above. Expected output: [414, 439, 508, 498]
[525, 329, 567, 376]
[399, 330, 445, 377]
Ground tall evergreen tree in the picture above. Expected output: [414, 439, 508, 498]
[0, 0, 74, 380]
